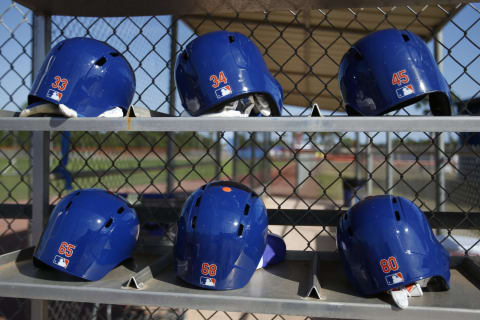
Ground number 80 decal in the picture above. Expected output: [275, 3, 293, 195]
[379, 256, 399, 273]
[201, 263, 217, 277]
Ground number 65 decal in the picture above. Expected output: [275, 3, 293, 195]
[58, 241, 76, 257]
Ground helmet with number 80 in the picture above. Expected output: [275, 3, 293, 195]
[337, 195, 450, 308]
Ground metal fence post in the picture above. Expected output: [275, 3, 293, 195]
[215, 132, 222, 178]
[434, 30, 446, 212]
[31, 11, 51, 320]
[232, 132, 238, 179]
[166, 16, 178, 193]
[366, 135, 373, 196]
[386, 132, 393, 194]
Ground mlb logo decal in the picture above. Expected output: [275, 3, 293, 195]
[53, 255, 70, 269]
[200, 276, 216, 287]
[396, 85, 415, 99]
[385, 272, 404, 285]
[215, 85, 232, 99]
[47, 89, 63, 102]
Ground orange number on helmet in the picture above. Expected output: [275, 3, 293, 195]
[52, 76, 68, 91]
[209, 264, 217, 276]
[392, 70, 409, 86]
[201, 263, 210, 275]
[58, 241, 75, 257]
[58, 242, 67, 255]
[388, 256, 399, 271]
[380, 259, 390, 273]
[209, 71, 228, 88]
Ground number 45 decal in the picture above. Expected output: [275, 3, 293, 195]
[391, 70, 409, 86]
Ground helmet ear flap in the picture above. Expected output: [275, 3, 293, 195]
[429, 92, 452, 116]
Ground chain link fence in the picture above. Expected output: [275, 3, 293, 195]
[1, 1, 480, 319]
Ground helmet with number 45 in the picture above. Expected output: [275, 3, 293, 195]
[21, 37, 135, 118]
[337, 195, 450, 309]
[338, 29, 452, 116]
[33, 189, 139, 281]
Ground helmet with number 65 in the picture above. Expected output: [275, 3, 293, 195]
[337, 195, 449, 307]
[33, 188, 139, 281]
[21, 37, 135, 118]
[338, 29, 451, 116]
[174, 181, 268, 289]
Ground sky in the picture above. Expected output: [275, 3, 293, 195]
[0, 1, 479, 145]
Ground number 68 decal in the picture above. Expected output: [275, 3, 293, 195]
[201, 263, 217, 276]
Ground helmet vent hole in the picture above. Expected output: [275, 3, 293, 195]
[104, 218, 113, 228]
[392, 197, 397, 203]
[109, 52, 120, 57]
[229, 35, 235, 43]
[348, 227, 353, 237]
[192, 216, 197, 229]
[74, 191, 81, 196]
[66, 201, 72, 210]
[244, 204, 250, 215]
[402, 34, 410, 42]
[201, 184, 206, 190]
[182, 51, 189, 60]
[195, 196, 202, 207]
[117, 207, 124, 214]
[95, 57, 107, 66]
[237, 224, 244, 237]
[395, 210, 401, 221]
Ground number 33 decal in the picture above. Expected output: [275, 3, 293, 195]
[52, 76, 69, 91]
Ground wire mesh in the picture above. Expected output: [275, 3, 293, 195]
[0, 1, 480, 320]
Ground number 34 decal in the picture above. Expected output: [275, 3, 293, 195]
[391, 70, 409, 86]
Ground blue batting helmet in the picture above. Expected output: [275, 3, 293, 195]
[22, 37, 135, 117]
[174, 181, 268, 290]
[339, 29, 451, 116]
[175, 31, 283, 117]
[337, 195, 450, 296]
[33, 188, 139, 281]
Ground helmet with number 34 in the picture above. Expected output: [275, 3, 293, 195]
[175, 31, 283, 117]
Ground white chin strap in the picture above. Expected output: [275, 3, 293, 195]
[389, 282, 425, 309]
[202, 94, 272, 117]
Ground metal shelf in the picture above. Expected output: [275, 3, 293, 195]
[0, 247, 479, 320]
[0, 116, 479, 132]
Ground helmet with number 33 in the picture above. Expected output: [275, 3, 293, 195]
[338, 29, 451, 116]
[33, 189, 139, 281]
[337, 195, 450, 308]
[174, 181, 268, 290]
[21, 37, 135, 118]
[175, 31, 283, 117]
